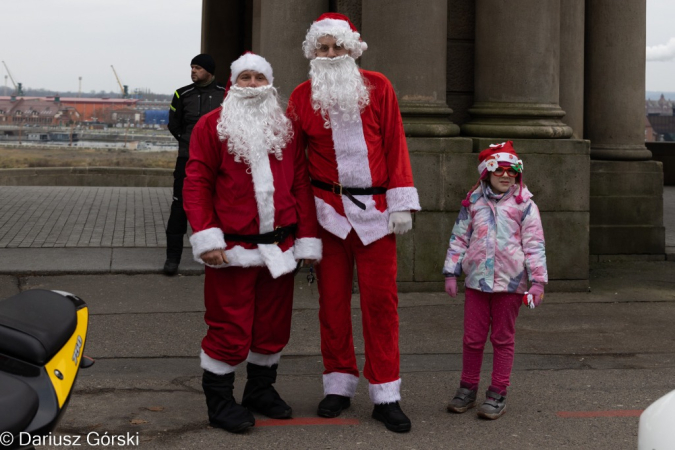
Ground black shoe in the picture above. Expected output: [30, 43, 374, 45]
[241, 363, 292, 419]
[164, 233, 184, 276]
[372, 402, 411, 433]
[163, 259, 179, 276]
[202, 371, 255, 433]
[317, 394, 351, 418]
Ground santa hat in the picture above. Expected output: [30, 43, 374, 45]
[302, 13, 368, 60]
[461, 141, 525, 207]
[229, 52, 274, 87]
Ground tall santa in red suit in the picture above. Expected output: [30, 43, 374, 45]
[183, 53, 322, 434]
[287, 13, 420, 433]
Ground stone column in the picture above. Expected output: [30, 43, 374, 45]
[360, 0, 459, 137]
[559, 0, 585, 139]
[585, 0, 664, 256]
[584, 0, 651, 160]
[201, 0, 246, 84]
[462, 0, 572, 138]
[252, 0, 328, 97]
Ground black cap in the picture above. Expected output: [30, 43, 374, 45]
[191, 54, 216, 75]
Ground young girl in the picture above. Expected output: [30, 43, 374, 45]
[443, 141, 547, 420]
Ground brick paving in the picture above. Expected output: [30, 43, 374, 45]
[0, 187, 188, 248]
[0, 185, 673, 251]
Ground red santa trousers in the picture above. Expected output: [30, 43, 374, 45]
[201, 265, 294, 367]
[461, 287, 522, 393]
[316, 227, 400, 391]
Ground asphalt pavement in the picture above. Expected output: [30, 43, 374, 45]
[0, 258, 673, 450]
[0, 186, 673, 449]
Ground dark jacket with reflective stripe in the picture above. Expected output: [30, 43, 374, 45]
[168, 79, 225, 157]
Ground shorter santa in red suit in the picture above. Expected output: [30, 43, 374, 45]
[287, 13, 420, 432]
[183, 52, 322, 433]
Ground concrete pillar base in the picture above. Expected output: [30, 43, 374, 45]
[590, 144, 653, 161]
[400, 103, 460, 137]
[461, 102, 573, 139]
[590, 160, 665, 255]
[401, 137, 589, 292]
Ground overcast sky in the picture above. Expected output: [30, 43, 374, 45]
[1, 0, 673, 96]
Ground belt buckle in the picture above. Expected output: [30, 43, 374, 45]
[273, 226, 281, 245]
[332, 182, 343, 195]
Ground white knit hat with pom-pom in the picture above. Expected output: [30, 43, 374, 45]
[302, 13, 368, 60]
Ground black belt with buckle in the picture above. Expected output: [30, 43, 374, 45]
[224, 225, 297, 245]
[311, 180, 387, 210]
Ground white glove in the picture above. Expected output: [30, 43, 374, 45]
[388, 211, 413, 235]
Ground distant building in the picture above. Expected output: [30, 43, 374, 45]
[645, 94, 675, 116]
[0, 97, 79, 126]
[648, 115, 675, 142]
[0, 96, 138, 123]
[111, 108, 142, 125]
[645, 116, 655, 142]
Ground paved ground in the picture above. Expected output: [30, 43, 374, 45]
[0, 186, 672, 275]
[0, 260, 674, 450]
[0, 185, 673, 449]
[0, 187, 177, 248]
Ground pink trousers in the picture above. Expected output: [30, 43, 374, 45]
[316, 228, 400, 385]
[461, 287, 522, 393]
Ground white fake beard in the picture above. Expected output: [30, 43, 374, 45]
[216, 85, 292, 167]
[309, 55, 370, 129]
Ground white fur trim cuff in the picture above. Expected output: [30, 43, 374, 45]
[386, 187, 421, 213]
[369, 378, 402, 404]
[190, 228, 225, 262]
[247, 351, 281, 367]
[323, 372, 359, 398]
[230, 53, 274, 86]
[200, 349, 237, 375]
[293, 237, 323, 261]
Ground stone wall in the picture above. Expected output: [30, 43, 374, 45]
[400, 137, 590, 292]
[0, 168, 173, 187]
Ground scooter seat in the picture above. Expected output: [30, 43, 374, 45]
[0, 289, 78, 366]
[0, 372, 39, 435]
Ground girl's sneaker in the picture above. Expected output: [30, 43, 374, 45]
[476, 390, 506, 419]
[446, 387, 477, 413]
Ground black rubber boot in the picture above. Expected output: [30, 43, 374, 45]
[241, 363, 292, 419]
[163, 234, 183, 276]
[317, 394, 351, 418]
[202, 370, 255, 433]
[372, 402, 412, 433]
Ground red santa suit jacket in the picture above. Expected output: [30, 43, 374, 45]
[287, 69, 421, 246]
[183, 107, 322, 279]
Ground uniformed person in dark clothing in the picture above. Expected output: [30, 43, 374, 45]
[165, 54, 226, 275]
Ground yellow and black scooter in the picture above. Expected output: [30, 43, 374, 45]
[0, 289, 93, 450]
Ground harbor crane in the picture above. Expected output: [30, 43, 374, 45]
[1, 61, 23, 96]
[110, 65, 129, 98]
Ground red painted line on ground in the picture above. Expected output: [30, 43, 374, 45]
[256, 417, 360, 427]
[557, 410, 643, 418]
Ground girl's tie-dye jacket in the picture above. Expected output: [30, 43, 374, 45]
[443, 183, 548, 294]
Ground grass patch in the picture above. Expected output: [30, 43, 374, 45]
[0, 146, 176, 169]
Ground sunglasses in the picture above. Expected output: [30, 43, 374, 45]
[492, 167, 519, 178]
